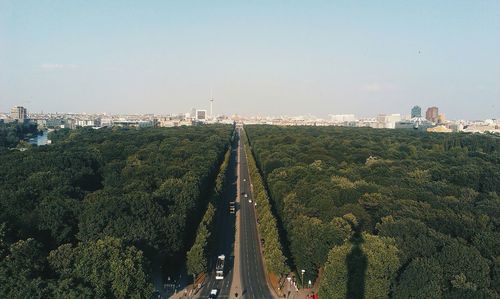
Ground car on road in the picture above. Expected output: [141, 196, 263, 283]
[248, 199, 252, 203]
[243, 178, 247, 181]
[244, 193, 248, 198]
[209, 289, 218, 298]
[215, 255, 225, 280]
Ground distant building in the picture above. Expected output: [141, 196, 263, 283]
[64, 119, 77, 129]
[448, 123, 464, 132]
[400, 114, 411, 121]
[10, 106, 27, 120]
[376, 114, 401, 129]
[113, 120, 154, 128]
[354, 118, 378, 128]
[158, 116, 192, 127]
[427, 125, 452, 133]
[411, 106, 421, 118]
[395, 118, 433, 131]
[329, 114, 356, 123]
[425, 107, 439, 123]
[76, 119, 95, 127]
[437, 113, 445, 124]
[36, 118, 65, 129]
[196, 110, 207, 121]
[462, 122, 500, 134]
[100, 118, 113, 127]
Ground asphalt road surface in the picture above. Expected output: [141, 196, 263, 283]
[238, 129, 274, 299]
[198, 138, 238, 298]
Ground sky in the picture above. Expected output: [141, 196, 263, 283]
[1, 0, 499, 119]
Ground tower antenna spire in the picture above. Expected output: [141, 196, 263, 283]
[209, 88, 214, 120]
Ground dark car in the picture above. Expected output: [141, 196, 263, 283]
[151, 290, 161, 299]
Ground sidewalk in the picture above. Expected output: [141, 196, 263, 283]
[167, 287, 196, 299]
[164, 279, 203, 299]
[282, 281, 318, 299]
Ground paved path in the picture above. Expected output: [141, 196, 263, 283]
[238, 128, 274, 299]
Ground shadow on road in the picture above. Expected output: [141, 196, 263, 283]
[198, 137, 238, 297]
[346, 232, 367, 299]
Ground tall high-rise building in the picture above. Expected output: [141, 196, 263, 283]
[10, 106, 27, 120]
[426, 106, 439, 123]
[411, 106, 421, 118]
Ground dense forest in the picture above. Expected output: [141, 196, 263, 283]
[0, 125, 233, 298]
[0, 121, 39, 149]
[244, 125, 500, 298]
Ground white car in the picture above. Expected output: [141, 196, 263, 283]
[244, 193, 248, 198]
[243, 178, 247, 182]
[209, 289, 218, 298]
[248, 199, 252, 203]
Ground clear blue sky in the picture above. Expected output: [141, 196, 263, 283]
[1, 0, 499, 119]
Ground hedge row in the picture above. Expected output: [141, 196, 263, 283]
[186, 136, 233, 280]
[242, 128, 290, 276]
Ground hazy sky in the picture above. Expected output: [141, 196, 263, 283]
[1, 1, 499, 119]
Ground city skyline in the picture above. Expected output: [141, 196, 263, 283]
[0, 103, 494, 122]
[1, 1, 499, 119]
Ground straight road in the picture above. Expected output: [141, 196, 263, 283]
[238, 128, 274, 299]
[198, 138, 238, 298]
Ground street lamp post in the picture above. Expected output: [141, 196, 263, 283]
[301, 269, 305, 289]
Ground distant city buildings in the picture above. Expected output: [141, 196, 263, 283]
[36, 118, 64, 129]
[10, 106, 28, 121]
[426, 106, 439, 123]
[76, 119, 97, 127]
[395, 105, 441, 131]
[461, 119, 500, 133]
[427, 125, 452, 133]
[1, 104, 498, 134]
[112, 119, 155, 128]
[196, 109, 207, 121]
[329, 114, 356, 123]
[395, 119, 433, 131]
[376, 114, 401, 129]
[411, 106, 422, 118]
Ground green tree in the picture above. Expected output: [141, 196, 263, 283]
[436, 240, 491, 295]
[37, 197, 80, 245]
[49, 237, 153, 298]
[0, 238, 48, 298]
[393, 257, 443, 298]
[186, 243, 206, 284]
[376, 216, 447, 265]
[319, 233, 400, 299]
